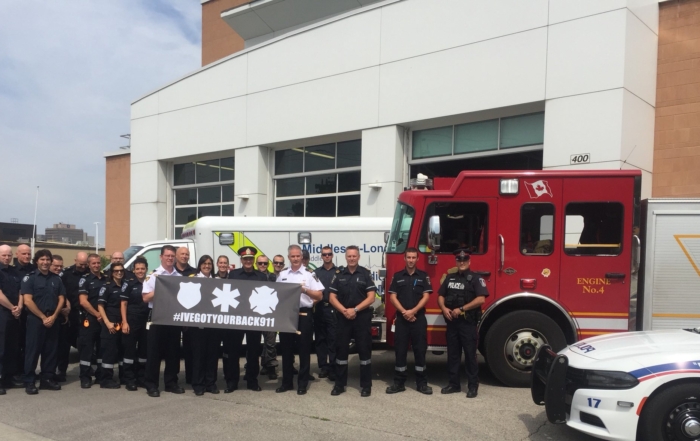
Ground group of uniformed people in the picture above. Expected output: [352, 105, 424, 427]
[0, 241, 488, 399]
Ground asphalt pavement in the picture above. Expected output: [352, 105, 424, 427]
[0, 347, 599, 441]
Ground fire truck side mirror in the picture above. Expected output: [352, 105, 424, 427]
[428, 216, 441, 251]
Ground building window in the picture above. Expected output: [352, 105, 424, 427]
[411, 112, 544, 161]
[173, 157, 235, 238]
[274, 140, 361, 217]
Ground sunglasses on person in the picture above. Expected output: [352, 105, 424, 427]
[112, 269, 125, 273]
[321, 253, 333, 257]
[273, 261, 284, 265]
[256, 262, 269, 266]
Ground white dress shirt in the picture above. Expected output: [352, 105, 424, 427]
[142, 265, 181, 309]
[276, 265, 325, 308]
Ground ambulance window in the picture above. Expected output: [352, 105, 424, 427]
[139, 248, 162, 273]
[419, 202, 488, 254]
[564, 203, 623, 256]
[520, 203, 554, 255]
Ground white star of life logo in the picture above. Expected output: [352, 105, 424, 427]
[211, 284, 240, 312]
[249, 285, 278, 315]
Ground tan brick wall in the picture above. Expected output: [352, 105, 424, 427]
[202, 0, 251, 66]
[654, 0, 700, 197]
[105, 154, 130, 255]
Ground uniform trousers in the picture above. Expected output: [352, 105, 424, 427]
[15, 310, 27, 380]
[24, 313, 59, 383]
[77, 315, 102, 381]
[191, 327, 219, 393]
[223, 329, 261, 389]
[313, 302, 336, 374]
[0, 308, 13, 382]
[144, 324, 181, 391]
[99, 319, 121, 384]
[260, 331, 278, 370]
[334, 309, 372, 389]
[446, 317, 479, 389]
[280, 309, 313, 390]
[394, 313, 428, 387]
[2, 313, 21, 381]
[121, 314, 148, 386]
[56, 311, 78, 376]
[182, 328, 193, 384]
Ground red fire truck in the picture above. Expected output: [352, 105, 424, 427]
[383, 170, 642, 387]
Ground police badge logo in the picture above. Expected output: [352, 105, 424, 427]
[99, 287, 106, 297]
[177, 282, 202, 310]
[79, 278, 85, 287]
[23, 275, 29, 283]
[479, 278, 486, 288]
[121, 282, 128, 292]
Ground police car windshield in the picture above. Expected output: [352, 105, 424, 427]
[387, 203, 415, 254]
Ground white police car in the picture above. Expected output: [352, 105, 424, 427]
[531, 329, 700, 441]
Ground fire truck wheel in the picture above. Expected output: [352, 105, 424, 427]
[638, 383, 700, 441]
[484, 310, 566, 388]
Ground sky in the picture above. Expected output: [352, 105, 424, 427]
[0, 0, 201, 246]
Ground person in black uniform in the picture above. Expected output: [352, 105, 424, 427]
[328, 245, 377, 397]
[96, 262, 127, 389]
[224, 246, 266, 393]
[120, 257, 149, 391]
[77, 254, 107, 389]
[190, 255, 220, 396]
[174, 247, 196, 385]
[257, 254, 278, 380]
[313, 246, 337, 380]
[386, 247, 433, 395]
[56, 252, 88, 382]
[13, 244, 36, 386]
[0, 244, 23, 390]
[21, 249, 65, 394]
[438, 249, 488, 398]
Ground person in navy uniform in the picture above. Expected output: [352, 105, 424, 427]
[21, 249, 65, 394]
[438, 249, 488, 398]
[96, 262, 128, 389]
[224, 246, 267, 393]
[0, 245, 24, 391]
[386, 247, 433, 395]
[120, 257, 149, 391]
[13, 244, 36, 386]
[56, 252, 88, 383]
[313, 246, 338, 381]
[77, 254, 107, 389]
[328, 245, 377, 397]
[256, 254, 279, 380]
[190, 255, 221, 396]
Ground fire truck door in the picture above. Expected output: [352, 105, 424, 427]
[559, 177, 634, 338]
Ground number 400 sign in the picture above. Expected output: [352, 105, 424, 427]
[570, 153, 590, 164]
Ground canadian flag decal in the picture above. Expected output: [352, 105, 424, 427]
[524, 180, 553, 199]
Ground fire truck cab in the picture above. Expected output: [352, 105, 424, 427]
[384, 170, 642, 387]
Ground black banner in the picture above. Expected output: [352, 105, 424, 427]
[152, 276, 301, 333]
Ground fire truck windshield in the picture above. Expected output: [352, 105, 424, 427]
[387, 203, 415, 253]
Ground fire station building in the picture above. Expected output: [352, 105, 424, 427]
[122, 0, 696, 246]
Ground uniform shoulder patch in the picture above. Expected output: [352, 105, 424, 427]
[79, 277, 86, 287]
[99, 287, 106, 296]
[121, 282, 129, 292]
[22, 275, 30, 283]
[311, 273, 319, 282]
[479, 278, 486, 288]
[145, 276, 151, 282]
[425, 275, 431, 286]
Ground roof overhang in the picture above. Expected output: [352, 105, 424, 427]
[221, 0, 382, 40]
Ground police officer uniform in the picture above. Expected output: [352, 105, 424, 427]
[329, 266, 377, 396]
[0, 263, 22, 389]
[21, 269, 65, 393]
[57, 264, 88, 381]
[14, 261, 36, 385]
[77, 271, 107, 387]
[387, 267, 433, 394]
[438, 249, 489, 398]
[120, 277, 148, 390]
[276, 265, 324, 394]
[97, 279, 125, 388]
[313, 263, 337, 380]
[223, 246, 267, 393]
[142, 265, 183, 397]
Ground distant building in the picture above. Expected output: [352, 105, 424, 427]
[44, 223, 87, 245]
[0, 222, 35, 242]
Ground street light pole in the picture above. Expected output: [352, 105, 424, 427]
[94, 222, 100, 254]
[31, 186, 39, 257]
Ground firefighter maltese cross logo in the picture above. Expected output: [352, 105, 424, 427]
[211, 284, 240, 312]
[249, 285, 278, 315]
[177, 282, 202, 310]
[524, 180, 553, 199]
